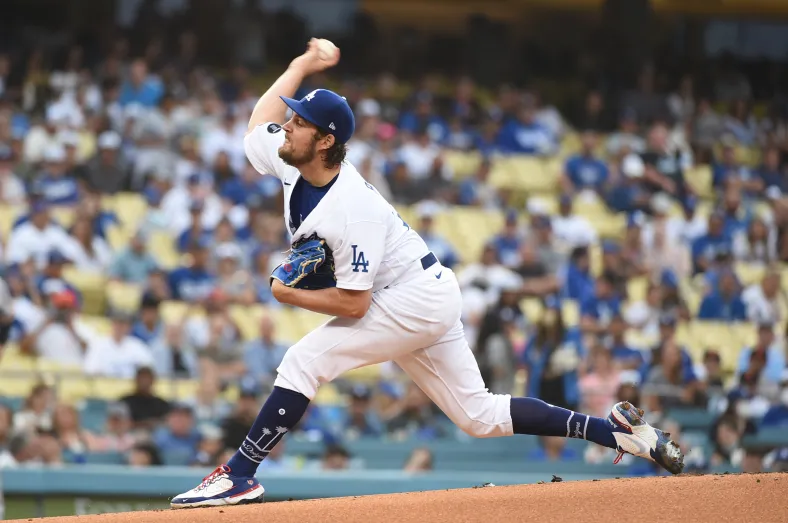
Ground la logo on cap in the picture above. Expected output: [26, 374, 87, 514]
[305, 89, 321, 101]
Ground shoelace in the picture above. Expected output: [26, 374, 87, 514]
[198, 466, 228, 490]
[613, 450, 625, 465]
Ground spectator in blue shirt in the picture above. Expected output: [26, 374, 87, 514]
[605, 153, 651, 214]
[31, 145, 80, 206]
[756, 146, 786, 194]
[339, 384, 385, 439]
[606, 314, 646, 370]
[691, 212, 732, 274]
[153, 404, 201, 466]
[131, 293, 164, 345]
[522, 296, 583, 410]
[474, 118, 501, 157]
[761, 375, 788, 429]
[527, 436, 580, 462]
[496, 99, 556, 155]
[243, 316, 288, 391]
[109, 230, 159, 284]
[561, 245, 595, 300]
[220, 162, 266, 206]
[177, 201, 214, 253]
[119, 59, 164, 107]
[490, 210, 524, 268]
[561, 130, 609, 194]
[697, 270, 747, 322]
[35, 250, 81, 306]
[168, 240, 217, 303]
[398, 93, 449, 143]
[457, 158, 501, 209]
[415, 201, 459, 269]
[736, 323, 786, 386]
[719, 186, 751, 239]
[580, 271, 621, 335]
[712, 141, 751, 190]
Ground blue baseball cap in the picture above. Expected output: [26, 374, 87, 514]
[280, 89, 355, 144]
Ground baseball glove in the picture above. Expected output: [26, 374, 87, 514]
[271, 234, 337, 290]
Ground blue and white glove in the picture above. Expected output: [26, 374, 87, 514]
[270, 239, 327, 288]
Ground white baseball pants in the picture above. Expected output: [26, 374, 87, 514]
[274, 265, 514, 438]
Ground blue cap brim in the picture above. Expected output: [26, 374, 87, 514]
[280, 96, 322, 130]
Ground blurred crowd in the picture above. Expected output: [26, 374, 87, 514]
[0, 29, 787, 478]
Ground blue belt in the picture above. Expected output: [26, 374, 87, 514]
[420, 252, 437, 270]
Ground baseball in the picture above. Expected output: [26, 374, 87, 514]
[316, 39, 338, 61]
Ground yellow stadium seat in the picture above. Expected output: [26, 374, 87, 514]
[626, 277, 649, 302]
[86, 378, 134, 401]
[685, 165, 713, 199]
[77, 314, 112, 336]
[735, 263, 766, 287]
[0, 351, 37, 372]
[0, 205, 21, 240]
[228, 304, 260, 341]
[314, 383, 342, 405]
[489, 156, 557, 194]
[49, 207, 76, 229]
[171, 379, 201, 401]
[587, 213, 626, 239]
[562, 300, 579, 327]
[444, 150, 483, 180]
[106, 226, 135, 251]
[105, 280, 143, 313]
[686, 322, 746, 372]
[624, 329, 658, 351]
[560, 133, 582, 157]
[55, 379, 93, 403]
[0, 375, 36, 398]
[148, 230, 181, 270]
[160, 300, 197, 324]
[342, 365, 384, 383]
[520, 298, 544, 323]
[107, 192, 149, 231]
[63, 268, 107, 315]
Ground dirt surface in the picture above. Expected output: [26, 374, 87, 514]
[23, 473, 788, 523]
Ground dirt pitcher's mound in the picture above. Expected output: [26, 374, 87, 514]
[30, 473, 788, 523]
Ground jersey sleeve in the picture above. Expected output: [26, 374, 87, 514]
[244, 122, 289, 181]
[333, 221, 387, 291]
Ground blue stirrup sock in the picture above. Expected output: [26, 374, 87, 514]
[510, 397, 617, 449]
[227, 386, 310, 477]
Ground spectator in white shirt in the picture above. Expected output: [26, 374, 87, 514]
[22, 105, 68, 164]
[20, 289, 95, 367]
[84, 312, 154, 378]
[61, 217, 113, 274]
[606, 109, 646, 157]
[6, 202, 71, 270]
[0, 145, 26, 204]
[674, 196, 708, 246]
[161, 173, 247, 236]
[551, 195, 597, 254]
[200, 109, 246, 174]
[743, 271, 784, 325]
[396, 128, 452, 181]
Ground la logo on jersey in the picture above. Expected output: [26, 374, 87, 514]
[351, 245, 369, 273]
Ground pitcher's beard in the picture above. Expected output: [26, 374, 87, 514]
[278, 144, 317, 167]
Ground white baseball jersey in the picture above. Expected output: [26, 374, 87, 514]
[243, 119, 514, 441]
[244, 122, 429, 291]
